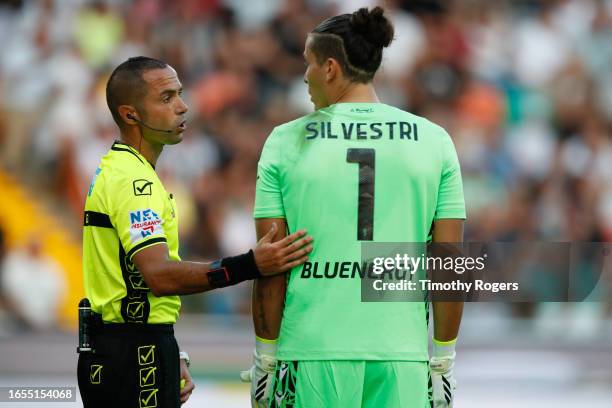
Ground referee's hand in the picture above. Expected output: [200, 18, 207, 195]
[179, 358, 194, 404]
[254, 223, 313, 275]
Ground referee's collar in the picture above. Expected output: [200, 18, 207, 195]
[111, 141, 156, 170]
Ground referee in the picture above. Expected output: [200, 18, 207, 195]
[77, 57, 313, 408]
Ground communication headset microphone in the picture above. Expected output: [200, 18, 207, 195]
[127, 113, 173, 134]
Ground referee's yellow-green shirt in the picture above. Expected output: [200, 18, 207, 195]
[83, 141, 180, 324]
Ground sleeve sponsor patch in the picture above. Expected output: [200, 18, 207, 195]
[129, 209, 164, 243]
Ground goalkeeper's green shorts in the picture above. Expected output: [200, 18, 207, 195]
[269, 360, 429, 408]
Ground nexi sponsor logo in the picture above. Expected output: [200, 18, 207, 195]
[129, 209, 164, 242]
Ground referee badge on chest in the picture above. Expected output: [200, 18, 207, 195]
[133, 179, 153, 196]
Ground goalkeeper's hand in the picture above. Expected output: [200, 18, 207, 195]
[240, 337, 277, 408]
[429, 339, 457, 408]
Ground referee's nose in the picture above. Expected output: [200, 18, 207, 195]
[176, 96, 189, 116]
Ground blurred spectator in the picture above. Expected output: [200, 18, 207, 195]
[512, 1, 571, 88]
[74, 1, 124, 68]
[0, 226, 8, 317]
[0, 236, 66, 331]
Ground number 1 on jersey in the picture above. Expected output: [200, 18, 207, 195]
[346, 148, 375, 241]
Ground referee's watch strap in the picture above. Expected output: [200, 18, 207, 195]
[179, 351, 190, 368]
[207, 260, 229, 288]
[207, 250, 261, 288]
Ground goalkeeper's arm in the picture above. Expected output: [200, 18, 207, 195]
[431, 218, 464, 408]
[241, 218, 293, 407]
[252, 218, 289, 341]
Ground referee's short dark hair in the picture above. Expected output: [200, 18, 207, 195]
[106, 56, 168, 128]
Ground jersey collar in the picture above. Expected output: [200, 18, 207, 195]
[111, 141, 156, 170]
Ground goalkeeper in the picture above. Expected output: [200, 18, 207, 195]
[243, 7, 465, 408]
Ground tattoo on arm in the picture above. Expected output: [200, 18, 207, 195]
[256, 283, 269, 335]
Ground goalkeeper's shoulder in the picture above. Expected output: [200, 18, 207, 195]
[269, 111, 321, 138]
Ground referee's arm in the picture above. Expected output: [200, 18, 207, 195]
[133, 225, 312, 296]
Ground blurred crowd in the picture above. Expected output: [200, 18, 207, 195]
[0, 0, 611, 324]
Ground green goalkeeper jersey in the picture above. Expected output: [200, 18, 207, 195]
[254, 103, 466, 361]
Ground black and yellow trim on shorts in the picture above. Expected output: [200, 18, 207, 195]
[137, 344, 159, 408]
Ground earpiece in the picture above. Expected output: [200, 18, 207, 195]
[127, 112, 173, 134]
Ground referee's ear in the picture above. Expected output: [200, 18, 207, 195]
[118, 105, 140, 127]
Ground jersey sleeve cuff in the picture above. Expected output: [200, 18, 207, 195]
[126, 236, 167, 260]
[253, 208, 286, 219]
[434, 209, 466, 220]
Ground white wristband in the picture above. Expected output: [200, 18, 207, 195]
[433, 338, 456, 358]
[256, 336, 277, 356]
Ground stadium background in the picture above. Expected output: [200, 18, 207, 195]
[0, 0, 611, 406]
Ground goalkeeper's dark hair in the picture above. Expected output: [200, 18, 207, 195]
[310, 7, 394, 83]
[106, 56, 168, 128]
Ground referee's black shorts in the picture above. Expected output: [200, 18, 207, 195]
[77, 322, 181, 408]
